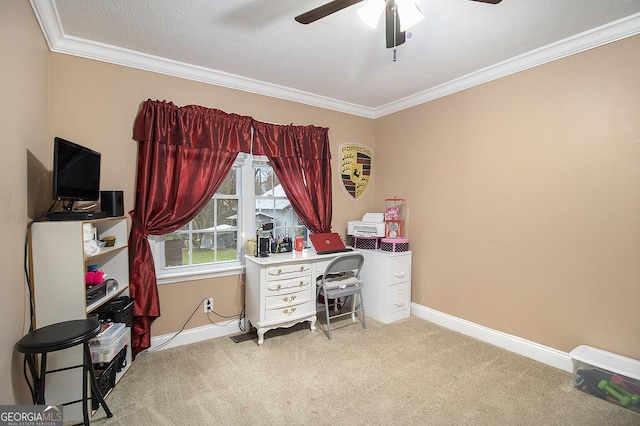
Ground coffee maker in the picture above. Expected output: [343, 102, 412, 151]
[256, 223, 274, 257]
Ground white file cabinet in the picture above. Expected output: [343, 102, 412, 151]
[358, 249, 412, 324]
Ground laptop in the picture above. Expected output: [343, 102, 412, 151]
[309, 232, 353, 255]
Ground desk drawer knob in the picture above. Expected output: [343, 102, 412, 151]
[282, 295, 297, 303]
[394, 272, 405, 279]
[282, 307, 297, 316]
[277, 268, 282, 275]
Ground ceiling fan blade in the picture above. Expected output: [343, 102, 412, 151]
[295, 0, 365, 24]
[468, 0, 502, 4]
[385, 1, 405, 48]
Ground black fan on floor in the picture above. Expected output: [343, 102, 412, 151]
[295, 0, 502, 48]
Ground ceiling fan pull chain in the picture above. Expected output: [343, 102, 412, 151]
[392, 1, 397, 62]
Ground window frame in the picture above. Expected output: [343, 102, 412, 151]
[151, 154, 250, 284]
[150, 154, 308, 285]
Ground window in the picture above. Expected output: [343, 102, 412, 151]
[151, 155, 308, 283]
[253, 156, 308, 242]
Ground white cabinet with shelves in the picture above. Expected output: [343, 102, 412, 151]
[357, 249, 412, 324]
[29, 217, 131, 422]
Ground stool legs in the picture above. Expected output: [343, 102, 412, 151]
[36, 354, 47, 405]
[23, 346, 113, 425]
[83, 343, 113, 423]
[16, 319, 115, 424]
[23, 353, 47, 405]
[82, 348, 89, 426]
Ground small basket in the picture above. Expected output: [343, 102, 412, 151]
[101, 236, 116, 247]
[93, 358, 117, 408]
[380, 238, 409, 252]
[353, 236, 381, 250]
[93, 345, 127, 409]
[96, 296, 134, 328]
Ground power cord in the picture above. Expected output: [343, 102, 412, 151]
[148, 299, 203, 352]
[23, 206, 65, 331]
[238, 304, 246, 332]
[148, 298, 244, 353]
[22, 221, 36, 402]
[24, 221, 35, 333]
[236, 273, 246, 331]
[205, 302, 245, 332]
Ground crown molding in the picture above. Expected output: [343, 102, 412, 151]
[28, 0, 377, 118]
[30, 1, 640, 119]
[374, 12, 640, 118]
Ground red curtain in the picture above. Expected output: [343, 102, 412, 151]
[129, 100, 252, 354]
[252, 121, 332, 233]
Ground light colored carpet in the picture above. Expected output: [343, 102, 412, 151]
[90, 315, 640, 425]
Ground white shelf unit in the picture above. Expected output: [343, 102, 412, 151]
[29, 217, 131, 422]
[357, 249, 412, 324]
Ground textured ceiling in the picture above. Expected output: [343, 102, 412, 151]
[31, 0, 640, 117]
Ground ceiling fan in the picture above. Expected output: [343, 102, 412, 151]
[295, 0, 502, 49]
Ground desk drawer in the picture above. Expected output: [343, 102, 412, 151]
[387, 282, 410, 314]
[265, 289, 311, 310]
[387, 255, 411, 285]
[266, 276, 312, 293]
[265, 300, 314, 322]
[314, 258, 334, 277]
[266, 263, 311, 280]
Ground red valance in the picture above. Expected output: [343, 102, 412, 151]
[251, 121, 331, 159]
[133, 101, 253, 151]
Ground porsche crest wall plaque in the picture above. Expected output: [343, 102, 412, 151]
[339, 143, 372, 200]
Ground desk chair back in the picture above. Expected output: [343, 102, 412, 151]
[317, 252, 366, 339]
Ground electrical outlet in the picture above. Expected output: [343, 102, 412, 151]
[204, 298, 213, 313]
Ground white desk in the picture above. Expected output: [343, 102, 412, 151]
[244, 249, 353, 345]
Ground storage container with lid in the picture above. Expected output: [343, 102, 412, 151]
[89, 322, 130, 363]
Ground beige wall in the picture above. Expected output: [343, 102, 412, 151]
[46, 54, 377, 336]
[375, 34, 640, 359]
[4, 0, 640, 404]
[1, 1, 50, 405]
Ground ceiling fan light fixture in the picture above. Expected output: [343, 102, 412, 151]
[396, 0, 424, 32]
[357, 0, 386, 29]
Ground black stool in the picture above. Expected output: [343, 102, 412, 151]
[16, 319, 113, 425]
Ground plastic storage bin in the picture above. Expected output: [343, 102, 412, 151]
[570, 345, 640, 412]
[89, 323, 130, 363]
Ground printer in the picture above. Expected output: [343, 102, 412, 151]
[347, 213, 385, 237]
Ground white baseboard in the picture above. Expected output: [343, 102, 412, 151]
[143, 305, 573, 373]
[411, 303, 573, 373]
[145, 319, 244, 353]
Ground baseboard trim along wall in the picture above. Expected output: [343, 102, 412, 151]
[145, 304, 573, 373]
[410, 303, 573, 373]
[146, 319, 244, 353]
